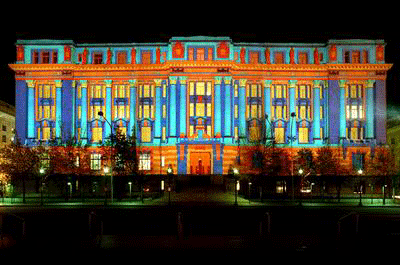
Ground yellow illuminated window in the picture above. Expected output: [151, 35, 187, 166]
[141, 126, 151, 142]
[143, 85, 150, 97]
[190, 103, 195, 117]
[117, 127, 126, 136]
[42, 127, 50, 140]
[299, 127, 309, 143]
[275, 127, 285, 143]
[190, 82, 195, 95]
[206, 103, 212, 116]
[196, 103, 205, 116]
[249, 125, 261, 141]
[92, 127, 102, 143]
[196, 82, 205, 95]
[351, 127, 358, 140]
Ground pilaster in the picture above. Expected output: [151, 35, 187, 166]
[104, 80, 112, 138]
[26, 80, 35, 140]
[238, 79, 247, 139]
[264, 80, 272, 139]
[339, 80, 346, 140]
[179, 77, 187, 138]
[214, 76, 222, 138]
[313, 80, 321, 143]
[154, 79, 163, 144]
[365, 80, 375, 139]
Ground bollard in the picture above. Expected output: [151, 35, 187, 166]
[259, 212, 271, 237]
[177, 212, 184, 240]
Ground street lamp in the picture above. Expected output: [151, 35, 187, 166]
[98, 110, 114, 203]
[39, 167, 45, 206]
[167, 164, 173, 205]
[128, 182, 132, 201]
[358, 169, 363, 207]
[233, 167, 239, 206]
[67, 182, 72, 200]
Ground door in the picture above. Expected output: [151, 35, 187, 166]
[190, 152, 211, 175]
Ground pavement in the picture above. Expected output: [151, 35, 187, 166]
[0, 188, 399, 207]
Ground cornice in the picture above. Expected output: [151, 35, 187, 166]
[9, 62, 393, 74]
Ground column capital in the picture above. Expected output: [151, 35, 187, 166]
[80, 80, 88, 89]
[339, 79, 347, 88]
[263, 80, 273, 87]
[154, 79, 163, 87]
[104, 79, 113, 87]
[128, 79, 137, 87]
[223, 76, 232, 85]
[288, 80, 297, 88]
[169, 76, 178, 85]
[239, 78, 247, 87]
[214, 76, 222, 85]
[26, 80, 36, 88]
[313, 80, 322, 88]
[366, 79, 375, 89]
[179, 76, 187, 85]
[55, 80, 62, 88]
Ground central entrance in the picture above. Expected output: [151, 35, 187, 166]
[189, 152, 211, 175]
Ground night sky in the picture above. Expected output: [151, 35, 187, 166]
[2, 27, 398, 110]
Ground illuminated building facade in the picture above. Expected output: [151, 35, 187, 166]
[9, 37, 392, 176]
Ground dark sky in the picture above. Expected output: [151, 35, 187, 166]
[2, 27, 398, 108]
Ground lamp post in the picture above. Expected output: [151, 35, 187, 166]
[39, 167, 45, 206]
[167, 164, 173, 205]
[98, 111, 114, 203]
[128, 181, 132, 201]
[233, 167, 239, 206]
[358, 169, 363, 207]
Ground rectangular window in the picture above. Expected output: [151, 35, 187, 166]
[116, 51, 127, 64]
[275, 127, 285, 143]
[92, 127, 102, 143]
[344, 51, 351, 63]
[298, 52, 308, 64]
[196, 48, 205, 61]
[141, 126, 152, 142]
[142, 51, 151, 64]
[42, 51, 50, 64]
[188, 48, 194, 61]
[33, 51, 39, 64]
[52, 51, 58, 64]
[275, 52, 284, 64]
[90, 153, 102, 171]
[139, 152, 151, 171]
[93, 52, 103, 64]
[352, 51, 360, 64]
[249, 51, 259, 64]
[299, 127, 309, 143]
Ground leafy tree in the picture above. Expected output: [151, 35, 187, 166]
[0, 139, 41, 203]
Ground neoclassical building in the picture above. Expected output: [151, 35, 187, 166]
[9, 36, 392, 175]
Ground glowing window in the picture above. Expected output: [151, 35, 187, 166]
[299, 127, 309, 143]
[275, 127, 285, 143]
[92, 127, 102, 143]
[141, 126, 152, 142]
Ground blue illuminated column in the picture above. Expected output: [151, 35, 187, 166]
[313, 80, 321, 143]
[264, 80, 272, 139]
[238, 79, 247, 138]
[105, 80, 112, 138]
[55, 80, 62, 139]
[224, 76, 232, 139]
[339, 80, 346, 140]
[365, 80, 375, 139]
[168, 76, 177, 143]
[154, 79, 162, 144]
[26, 80, 35, 141]
[288, 80, 297, 143]
[214, 77, 222, 137]
[129, 79, 136, 137]
[179, 77, 187, 137]
[80, 80, 88, 144]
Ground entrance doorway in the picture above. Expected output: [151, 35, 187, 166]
[190, 152, 211, 175]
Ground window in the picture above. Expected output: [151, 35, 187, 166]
[138, 84, 155, 120]
[196, 48, 205, 61]
[2, 125, 6, 131]
[42, 51, 50, 64]
[298, 52, 308, 64]
[344, 51, 350, 63]
[116, 51, 127, 64]
[352, 153, 365, 171]
[272, 85, 286, 99]
[275, 127, 285, 143]
[363, 50, 369, 63]
[139, 152, 151, 171]
[92, 127, 102, 143]
[249, 51, 259, 64]
[90, 153, 102, 171]
[33, 51, 39, 64]
[299, 127, 309, 143]
[93, 52, 103, 64]
[141, 126, 152, 142]
[274, 52, 284, 64]
[188, 82, 212, 137]
[352, 51, 360, 64]
[141, 51, 151, 64]
[52, 51, 58, 64]
[249, 120, 261, 141]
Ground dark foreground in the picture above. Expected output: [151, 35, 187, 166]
[1, 204, 400, 257]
